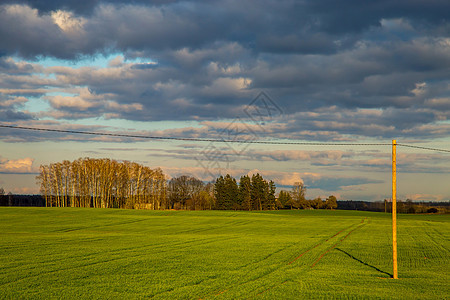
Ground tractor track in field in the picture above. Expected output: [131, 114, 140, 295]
[211, 219, 369, 298]
[334, 248, 392, 277]
[310, 221, 367, 268]
[213, 265, 284, 298]
[1, 218, 250, 274]
[50, 218, 150, 233]
[0, 236, 225, 273]
[422, 222, 450, 251]
[1, 214, 372, 299]
[256, 219, 369, 297]
[232, 241, 299, 271]
[287, 221, 361, 265]
[0, 235, 238, 287]
[232, 220, 363, 272]
[247, 220, 369, 298]
[176, 219, 252, 235]
[1, 215, 250, 291]
[149, 274, 221, 299]
[5, 218, 366, 298]
[250, 219, 368, 297]
[255, 279, 290, 297]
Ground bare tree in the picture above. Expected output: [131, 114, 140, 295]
[291, 182, 307, 209]
[168, 175, 205, 210]
[36, 158, 168, 210]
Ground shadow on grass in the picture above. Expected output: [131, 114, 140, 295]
[335, 248, 393, 278]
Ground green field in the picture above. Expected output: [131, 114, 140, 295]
[0, 208, 448, 299]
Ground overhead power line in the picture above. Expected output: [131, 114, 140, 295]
[0, 124, 390, 146]
[1, 124, 449, 152]
[396, 143, 450, 153]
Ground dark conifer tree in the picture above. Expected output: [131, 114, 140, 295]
[267, 180, 276, 210]
[214, 176, 226, 209]
[251, 173, 267, 210]
[224, 174, 239, 210]
[239, 175, 252, 211]
[214, 174, 240, 210]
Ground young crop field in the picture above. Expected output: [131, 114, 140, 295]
[0, 208, 448, 299]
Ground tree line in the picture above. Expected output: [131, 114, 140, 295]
[168, 173, 337, 210]
[338, 199, 450, 214]
[35, 157, 339, 210]
[277, 187, 337, 210]
[36, 158, 167, 209]
[214, 174, 276, 210]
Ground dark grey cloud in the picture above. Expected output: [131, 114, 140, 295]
[5, 0, 447, 31]
[304, 177, 383, 191]
[2, 0, 447, 59]
[1, 0, 181, 15]
[0, 121, 139, 143]
[0, 92, 34, 121]
[0, 109, 34, 121]
[0, 57, 38, 74]
[257, 33, 338, 55]
[0, 1, 449, 142]
[306, 0, 450, 34]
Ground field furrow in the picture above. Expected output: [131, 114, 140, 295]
[0, 208, 448, 299]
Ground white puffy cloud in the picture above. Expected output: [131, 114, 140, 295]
[0, 157, 35, 174]
[0, 96, 28, 108]
[51, 10, 86, 35]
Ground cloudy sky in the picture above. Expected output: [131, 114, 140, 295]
[0, 0, 449, 201]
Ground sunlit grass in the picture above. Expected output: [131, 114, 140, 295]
[0, 208, 448, 299]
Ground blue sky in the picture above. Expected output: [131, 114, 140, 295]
[0, 0, 449, 201]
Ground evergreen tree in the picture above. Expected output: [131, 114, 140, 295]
[224, 174, 239, 210]
[213, 174, 279, 211]
[251, 173, 267, 210]
[214, 175, 238, 210]
[267, 180, 276, 210]
[239, 175, 252, 211]
[214, 176, 226, 209]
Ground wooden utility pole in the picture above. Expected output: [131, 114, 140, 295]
[392, 140, 398, 279]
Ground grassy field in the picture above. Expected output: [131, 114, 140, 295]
[0, 208, 448, 299]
